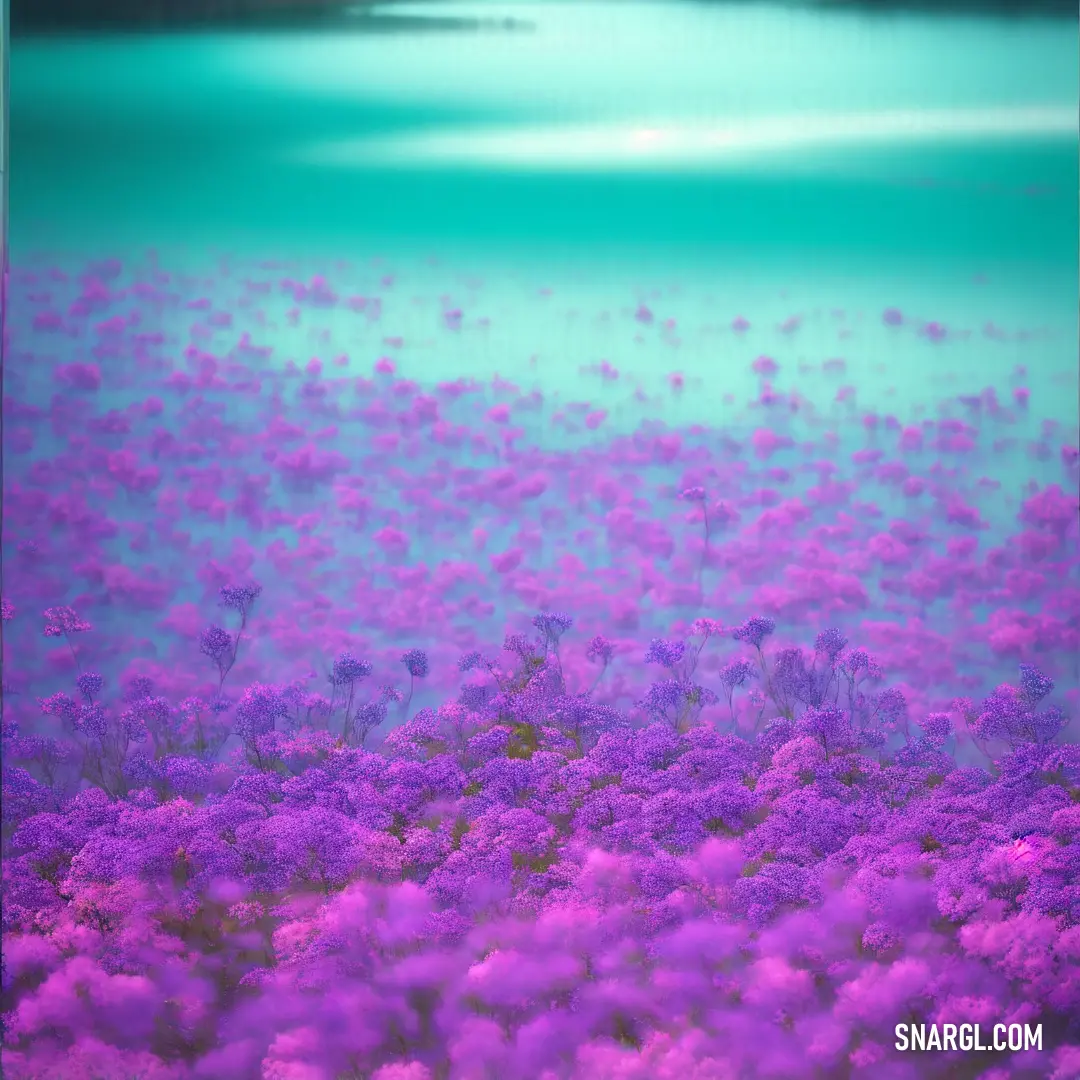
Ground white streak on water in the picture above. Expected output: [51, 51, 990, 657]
[299, 107, 1077, 172]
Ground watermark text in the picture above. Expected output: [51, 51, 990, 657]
[895, 1024, 1042, 1053]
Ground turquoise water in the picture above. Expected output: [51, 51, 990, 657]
[12, 2, 1077, 256]
[10, 1, 1079, 428]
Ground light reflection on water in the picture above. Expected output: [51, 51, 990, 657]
[300, 105, 1077, 171]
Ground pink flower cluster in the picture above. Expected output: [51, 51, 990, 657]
[1, 253, 1078, 1079]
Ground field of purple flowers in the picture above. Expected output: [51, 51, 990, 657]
[2, 254, 1079, 1079]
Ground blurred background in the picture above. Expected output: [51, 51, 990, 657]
[5, 0, 1078, 422]
[2, 0, 1077, 706]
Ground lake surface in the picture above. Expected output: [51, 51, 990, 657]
[11, 1, 1077, 255]
[10, 1, 1078, 414]
[4, 0, 1078, 687]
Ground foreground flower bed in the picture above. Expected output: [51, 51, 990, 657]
[3, 620, 1079, 1079]
[1, 254, 1078, 1078]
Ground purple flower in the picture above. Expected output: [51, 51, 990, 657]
[732, 616, 776, 650]
[141, 696, 175, 730]
[773, 647, 815, 706]
[467, 726, 513, 760]
[720, 658, 754, 689]
[732, 861, 819, 925]
[1018, 663, 1054, 707]
[639, 679, 687, 716]
[161, 755, 213, 795]
[460, 683, 494, 711]
[126, 785, 160, 808]
[219, 582, 262, 617]
[384, 708, 442, 754]
[331, 651, 372, 685]
[401, 649, 430, 679]
[552, 696, 624, 743]
[975, 685, 1030, 744]
[689, 618, 723, 639]
[842, 648, 873, 675]
[281, 681, 307, 711]
[15, 594, 1080, 1056]
[352, 700, 389, 746]
[502, 632, 537, 659]
[234, 683, 288, 742]
[76, 671, 103, 701]
[814, 627, 848, 662]
[200, 625, 233, 663]
[124, 675, 155, 702]
[862, 921, 901, 955]
[580, 637, 612, 668]
[228, 770, 283, 809]
[0, 598, 14, 622]
[39, 692, 80, 726]
[679, 486, 707, 501]
[860, 725, 887, 750]
[76, 703, 108, 741]
[921, 712, 952, 747]
[42, 606, 92, 637]
[200, 626, 236, 689]
[533, 611, 574, 647]
[758, 716, 797, 755]
[644, 638, 686, 669]
[637, 680, 713, 727]
[179, 696, 207, 716]
[690, 684, 719, 709]
[1032, 705, 1069, 744]
[874, 686, 908, 725]
[797, 706, 847, 750]
[119, 708, 149, 742]
[2, 768, 49, 823]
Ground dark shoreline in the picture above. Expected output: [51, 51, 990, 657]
[11, 0, 1078, 34]
[811, 0, 1077, 14]
[11, 0, 359, 34]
